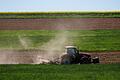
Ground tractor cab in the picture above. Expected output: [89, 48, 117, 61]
[65, 46, 79, 56]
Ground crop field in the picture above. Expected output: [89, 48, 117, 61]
[0, 12, 120, 79]
[0, 30, 120, 51]
[0, 64, 120, 80]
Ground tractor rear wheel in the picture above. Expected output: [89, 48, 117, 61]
[61, 54, 71, 64]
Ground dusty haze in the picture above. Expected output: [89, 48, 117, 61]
[40, 31, 72, 61]
[0, 30, 73, 64]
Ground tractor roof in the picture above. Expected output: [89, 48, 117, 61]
[65, 46, 76, 49]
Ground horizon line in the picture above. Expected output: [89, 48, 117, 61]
[0, 10, 120, 13]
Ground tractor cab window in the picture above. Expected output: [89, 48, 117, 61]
[67, 48, 77, 55]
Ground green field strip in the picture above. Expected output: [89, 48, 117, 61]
[0, 30, 120, 51]
[0, 64, 119, 80]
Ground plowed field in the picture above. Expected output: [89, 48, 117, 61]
[0, 50, 119, 64]
[0, 18, 120, 30]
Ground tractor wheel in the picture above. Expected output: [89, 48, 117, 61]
[61, 54, 71, 64]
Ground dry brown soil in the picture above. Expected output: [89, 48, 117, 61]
[0, 50, 119, 64]
[0, 18, 120, 30]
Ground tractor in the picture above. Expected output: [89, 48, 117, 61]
[60, 46, 99, 64]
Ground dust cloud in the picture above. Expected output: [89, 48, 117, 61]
[18, 35, 31, 49]
[0, 31, 73, 64]
[0, 50, 35, 64]
[0, 22, 75, 64]
[38, 21, 74, 61]
[39, 31, 72, 61]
